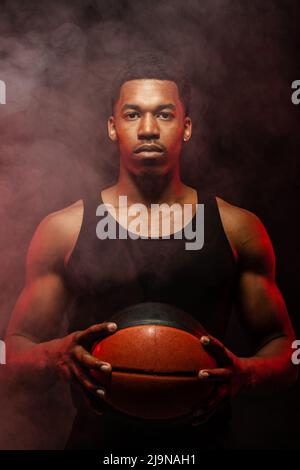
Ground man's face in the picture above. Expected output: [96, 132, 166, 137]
[108, 79, 192, 177]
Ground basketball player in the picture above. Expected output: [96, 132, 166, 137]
[4, 54, 297, 449]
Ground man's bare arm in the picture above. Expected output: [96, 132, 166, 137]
[192, 203, 297, 425]
[5, 212, 72, 382]
[4, 207, 116, 402]
[202, 203, 297, 391]
[233, 208, 297, 391]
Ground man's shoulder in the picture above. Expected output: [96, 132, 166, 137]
[40, 200, 84, 236]
[216, 197, 274, 269]
[27, 200, 84, 273]
[216, 196, 262, 236]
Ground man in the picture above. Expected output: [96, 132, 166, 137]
[5, 53, 297, 450]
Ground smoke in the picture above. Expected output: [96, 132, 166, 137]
[0, 0, 299, 449]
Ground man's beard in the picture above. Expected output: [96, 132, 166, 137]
[129, 170, 173, 203]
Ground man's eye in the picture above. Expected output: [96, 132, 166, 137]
[158, 112, 173, 120]
[125, 112, 140, 120]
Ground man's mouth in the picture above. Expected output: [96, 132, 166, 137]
[134, 144, 165, 156]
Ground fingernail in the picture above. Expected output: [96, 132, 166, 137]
[108, 323, 117, 331]
[96, 388, 106, 397]
[101, 364, 111, 372]
[200, 336, 210, 345]
[199, 370, 209, 378]
[193, 409, 204, 417]
[192, 420, 200, 427]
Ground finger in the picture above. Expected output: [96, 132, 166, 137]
[192, 384, 229, 418]
[200, 384, 229, 415]
[57, 363, 73, 382]
[83, 394, 106, 416]
[198, 368, 232, 382]
[192, 387, 230, 426]
[72, 381, 106, 416]
[192, 408, 216, 426]
[70, 362, 107, 398]
[200, 335, 232, 366]
[192, 408, 220, 426]
[73, 345, 112, 372]
[77, 322, 117, 347]
[83, 396, 104, 416]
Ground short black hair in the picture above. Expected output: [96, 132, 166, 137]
[110, 52, 191, 115]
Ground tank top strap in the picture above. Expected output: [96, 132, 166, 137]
[81, 188, 105, 236]
[200, 193, 236, 264]
[191, 188, 214, 232]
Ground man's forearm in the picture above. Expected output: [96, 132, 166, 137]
[241, 336, 298, 394]
[2, 336, 64, 391]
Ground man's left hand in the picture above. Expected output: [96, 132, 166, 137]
[192, 335, 250, 426]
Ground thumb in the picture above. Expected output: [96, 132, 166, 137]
[200, 335, 233, 367]
[77, 322, 118, 347]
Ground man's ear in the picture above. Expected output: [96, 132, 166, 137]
[183, 116, 192, 142]
[108, 116, 118, 141]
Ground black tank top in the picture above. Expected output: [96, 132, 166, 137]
[64, 186, 238, 449]
[65, 188, 237, 338]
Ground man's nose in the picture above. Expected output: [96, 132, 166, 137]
[138, 113, 160, 140]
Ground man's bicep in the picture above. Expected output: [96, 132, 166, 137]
[235, 210, 295, 349]
[6, 272, 71, 348]
[236, 270, 294, 349]
[5, 214, 72, 351]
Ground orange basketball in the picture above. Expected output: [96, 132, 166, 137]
[91, 303, 216, 420]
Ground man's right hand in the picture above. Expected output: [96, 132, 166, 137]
[55, 322, 118, 413]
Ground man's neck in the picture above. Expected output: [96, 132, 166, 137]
[115, 169, 186, 207]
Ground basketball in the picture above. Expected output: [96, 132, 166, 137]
[91, 302, 216, 420]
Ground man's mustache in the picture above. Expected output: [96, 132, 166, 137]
[134, 144, 165, 154]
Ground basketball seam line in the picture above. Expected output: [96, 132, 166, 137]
[111, 367, 199, 377]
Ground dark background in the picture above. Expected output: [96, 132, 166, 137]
[0, 0, 299, 449]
